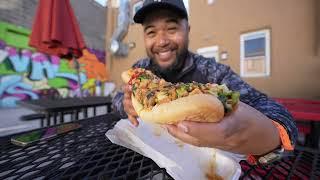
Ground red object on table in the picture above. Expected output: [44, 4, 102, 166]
[29, 0, 86, 58]
[274, 98, 320, 121]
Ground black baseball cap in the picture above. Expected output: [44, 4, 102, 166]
[133, 0, 188, 24]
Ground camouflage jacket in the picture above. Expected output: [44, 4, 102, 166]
[112, 52, 297, 146]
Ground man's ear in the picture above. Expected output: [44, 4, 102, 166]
[183, 20, 190, 32]
[184, 20, 190, 32]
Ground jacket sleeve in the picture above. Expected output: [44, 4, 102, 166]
[111, 59, 150, 119]
[213, 63, 298, 147]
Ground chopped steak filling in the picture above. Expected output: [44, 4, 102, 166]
[128, 68, 240, 113]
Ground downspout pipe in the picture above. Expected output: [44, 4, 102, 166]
[109, 0, 131, 57]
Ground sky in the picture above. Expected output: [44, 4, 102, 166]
[94, 0, 107, 7]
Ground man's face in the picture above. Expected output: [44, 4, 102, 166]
[143, 9, 190, 73]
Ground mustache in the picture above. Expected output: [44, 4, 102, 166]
[152, 44, 177, 53]
[150, 49, 188, 78]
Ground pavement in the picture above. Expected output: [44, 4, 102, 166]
[0, 106, 107, 137]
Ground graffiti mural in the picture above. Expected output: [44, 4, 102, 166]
[0, 39, 108, 108]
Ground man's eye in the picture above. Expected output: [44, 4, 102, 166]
[168, 27, 177, 33]
[146, 31, 155, 37]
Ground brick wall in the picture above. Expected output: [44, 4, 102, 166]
[316, 0, 320, 55]
[0, 0, 106, 50]
[0, 0, 37, 29]
[71, 0, 106, 50]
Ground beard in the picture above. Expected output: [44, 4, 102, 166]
[148, 43, 189, 81]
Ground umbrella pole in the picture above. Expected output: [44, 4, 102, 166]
[73, 56, 83, 98]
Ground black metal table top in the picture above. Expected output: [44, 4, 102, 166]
[18, 96, 112, 113]
[0, 114, 319, 180]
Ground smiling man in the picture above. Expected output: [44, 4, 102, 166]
[143, 8, 189, 75]
[112, 0, 297, 164]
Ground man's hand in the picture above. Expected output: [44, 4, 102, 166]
[122, 84, 139, 126]
[165, 102, 281, 155]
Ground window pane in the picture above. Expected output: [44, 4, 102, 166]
[240, 29, 270, 77]
[244, 37, 265, 58]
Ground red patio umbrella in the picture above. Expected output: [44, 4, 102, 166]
[29, 0, 86, 96]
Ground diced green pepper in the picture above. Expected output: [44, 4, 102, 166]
[132, 84, 137, 95]
[176, 86, 188, 97]
[138, 74, 149, 81]
[231, 92, 240, 105]
[156, 91, 169, 102]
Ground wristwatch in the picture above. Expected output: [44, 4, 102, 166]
[247, 121, 295, 165]
[257, 147, 293, 164]
[247, 147, 293, 165]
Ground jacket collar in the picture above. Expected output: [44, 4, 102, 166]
[177, 51, 196, 79]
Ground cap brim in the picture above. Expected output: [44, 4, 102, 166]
[133, 3, 187, 24]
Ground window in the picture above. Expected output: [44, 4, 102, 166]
[197, 46, 219, 61]
[240, 29, 270, 77]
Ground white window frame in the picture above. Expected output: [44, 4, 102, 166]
[197, 45, 219, 62]
[240, 29, 271, 78]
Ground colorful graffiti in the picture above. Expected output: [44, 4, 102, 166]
[0, 21, 110, 108]
[0, 40, 109, 108]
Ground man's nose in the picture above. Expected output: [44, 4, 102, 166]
[156, 32, 169, 47]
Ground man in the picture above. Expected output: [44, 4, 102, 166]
[112, 0, 297, 164]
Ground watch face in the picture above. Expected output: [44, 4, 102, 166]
[110, 40, 119, 53]
[258, 152, 280, 164]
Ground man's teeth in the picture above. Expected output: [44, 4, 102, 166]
[158, 51, 172, 59]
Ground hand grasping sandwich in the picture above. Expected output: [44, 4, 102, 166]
[120, 67, 281, 156]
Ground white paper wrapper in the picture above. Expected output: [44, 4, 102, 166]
[106, 119, 243, 180]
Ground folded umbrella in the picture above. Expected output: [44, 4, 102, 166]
[29, 0, 86, 96]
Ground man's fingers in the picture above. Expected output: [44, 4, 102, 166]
[123, 85, 133, 101]
[178, 121, 223, 139]
[124, 93, 130, 99]
[124, 92, 131, 100]
[128, 115, 139, 127]
[122, 84, 132, 93]
[129, 108, 138, 117]
[165, 124, 201, 146]
[123, 99, 138, 116]
[174, 121, 228, 148]
[124, 91, 132, 99]
[122, 85, 138, 117]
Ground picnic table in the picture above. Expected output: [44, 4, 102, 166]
[18, 96, 112, 127]
[0, 114, 319, 179]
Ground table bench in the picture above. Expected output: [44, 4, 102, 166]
[18, 96, 112, 127]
